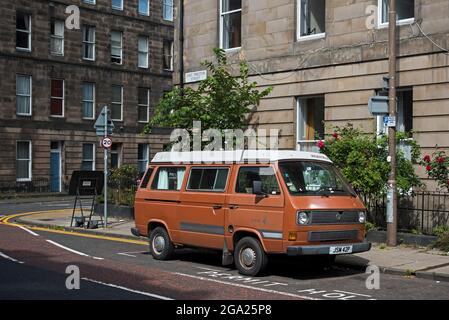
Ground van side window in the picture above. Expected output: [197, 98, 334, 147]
[187, 168, 229, 192]
[139, 168, 154, 189]
[236, 167, 280, 195]
[151, 167, 186, 191]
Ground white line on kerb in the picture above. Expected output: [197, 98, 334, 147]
[81, 278, 173, 300]
[18, 226, 39, 236]
[46, 240, 104, 260]
[0, 252, 24, 264]
[174, 272, 321, 300]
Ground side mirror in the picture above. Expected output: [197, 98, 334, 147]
[253, 181, 267, 197]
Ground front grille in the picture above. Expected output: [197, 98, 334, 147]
[310, 211, 360, 225]
[308, 230, 359, 242]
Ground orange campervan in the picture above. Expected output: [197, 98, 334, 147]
[132, 151, 371, 276]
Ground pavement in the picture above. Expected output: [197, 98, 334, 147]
[8, 208, 449, 284]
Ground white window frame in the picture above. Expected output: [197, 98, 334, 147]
[111, 31, 123, 65]
[138, 0, 150, 16]
[138, 144, 150, 173]
[82, 82, 96, 120]
[296, 0, 326, 42]
[219, 0, 242, 51]
[83, 0, 96, 4]
[163, 40, 174, 71]
[82, 143, 96, 171]
[138, 88, 150, 123]
[16, 140, 32, 182]
[377, 0, 415, 29]
[50, 79, 65, 118]
[296, 96, 324, 153]
[138, 35, 149, 68]
[82, 26, 96, 61]
[163, 0, 174, 21]
[16, 12, 31, 52]
[111, 85, 123, 121]
[112, 0, 124, 11]
[16, 74, 32, 116]
[50, 20, 65, 56]
[111, 144, 122, 169]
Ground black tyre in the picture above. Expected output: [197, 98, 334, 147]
[234, 237, 268, 276]
[149, 227, 174, 260]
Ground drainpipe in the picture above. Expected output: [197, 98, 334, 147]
[179, 0, 185, 93]
[387, 0, 398, 247]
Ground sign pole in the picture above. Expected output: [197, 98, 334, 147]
[387, 0, 398, 246]
[104, 106, 108, 228]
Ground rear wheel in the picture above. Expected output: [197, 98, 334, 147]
[234, 237, 268, 276]
[149, 227, 174, 260]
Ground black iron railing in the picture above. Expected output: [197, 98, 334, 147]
[0, 178, 50, 194]
[362, 192, 449, 235]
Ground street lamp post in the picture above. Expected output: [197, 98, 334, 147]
[387, 0, 398, 247]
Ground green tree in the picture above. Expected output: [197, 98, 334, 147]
[318, 125, 422, 199]
[144, 49, 272, 143]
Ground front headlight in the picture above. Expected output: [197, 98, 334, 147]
[297, 212, 310, 225]
[359, 211, 367, 224]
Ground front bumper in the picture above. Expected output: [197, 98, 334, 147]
[287, 241, 371, 256]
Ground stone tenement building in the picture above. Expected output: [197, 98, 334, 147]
[0, 0, 174, 192]
[174, 0, 449, 190]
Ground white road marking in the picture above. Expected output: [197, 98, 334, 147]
[81, 278, 173, 300]
[334, 290, 372, 298]
[0, 252, 24, 264]
[174, 272, 320, 300]
[18, 226, 39, 236]
[46, 240, 104, 260]
[117, 251, 147, 258]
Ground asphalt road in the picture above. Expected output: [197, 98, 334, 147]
[1, 200, 449, 300]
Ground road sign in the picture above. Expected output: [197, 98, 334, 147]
[94, 106, 115, 136]
[101, 137, 113, 149]
[384, 116, 396, 128]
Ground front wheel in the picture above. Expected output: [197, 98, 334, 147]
[234, 237, 268, 277]
[149, 227, 174, 260]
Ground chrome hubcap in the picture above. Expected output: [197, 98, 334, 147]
[240, 248, 256, 268]
[153, 235, 165, 254]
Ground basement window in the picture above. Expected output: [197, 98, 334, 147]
[379, 0, 415, 26]
[297, 0, 326, 41]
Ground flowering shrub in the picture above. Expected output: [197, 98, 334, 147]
[422, 151, 449, 192]
[317, 125, 422, 199]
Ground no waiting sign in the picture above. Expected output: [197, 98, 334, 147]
[101, 137, 113, 149]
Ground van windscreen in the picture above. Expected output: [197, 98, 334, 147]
[279, 161, 354, 196]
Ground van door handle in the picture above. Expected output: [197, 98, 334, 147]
[212, 205, 222, 210]
[229, 205, 239, 210]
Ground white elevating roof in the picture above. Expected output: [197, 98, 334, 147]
[151, 150, 332, 164]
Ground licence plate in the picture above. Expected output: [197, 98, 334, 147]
[329, 245, 353, 255]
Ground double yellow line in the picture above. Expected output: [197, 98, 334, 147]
[0, 210, 148, 246]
